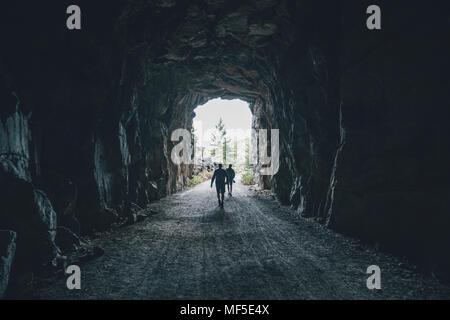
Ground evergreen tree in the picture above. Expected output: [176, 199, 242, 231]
[244, 137, 251, 169]
[210, 118, 228, 163]
[228, 137, 238, 166]
[222, 135, 231, 164]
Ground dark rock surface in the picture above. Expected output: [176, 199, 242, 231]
[0, 0, 449, 281]
[55, 227, 81, 254]
[325, 1, 450, 278]
[0, 176, 59, 273]
[0, 91, 59, 274]
[0, 230, 16, 298]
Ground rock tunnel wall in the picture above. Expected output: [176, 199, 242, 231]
[329, 1, 450, 276]
[0, 0, 449, 282]
[259, 1, 450, 276]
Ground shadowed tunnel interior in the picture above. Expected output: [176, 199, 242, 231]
[0, 0, 450, 299]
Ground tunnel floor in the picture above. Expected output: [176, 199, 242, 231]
[35, 181, 450, 299]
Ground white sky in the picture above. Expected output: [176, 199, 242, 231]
[193, 98, 252, 147]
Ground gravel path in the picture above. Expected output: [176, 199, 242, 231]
[35, 181, 450, 300]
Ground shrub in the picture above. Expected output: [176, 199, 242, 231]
[203, 171, 213, 179]
[188, 175, 204, 187]
[188, 170, 213, 187]
[241, 172, 255, 185]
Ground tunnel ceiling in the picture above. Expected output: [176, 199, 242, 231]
[121, 0, 300, 103]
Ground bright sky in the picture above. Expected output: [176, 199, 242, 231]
[193, 98, 252, 147]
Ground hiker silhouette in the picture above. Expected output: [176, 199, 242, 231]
[211, 163, 228, 208]
[226, 164, 236, 197]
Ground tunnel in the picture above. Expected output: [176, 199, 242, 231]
[1, 0, 450, 300]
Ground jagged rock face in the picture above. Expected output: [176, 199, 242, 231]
[1, 0, 449, 278]
[55, 226, 81, 254]
[0, 94, 59, 273]
[0, 162, 59, 273]
[325, 1, 450, 276]
[0, 230, 16, 298]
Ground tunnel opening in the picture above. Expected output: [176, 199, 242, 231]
[192, 98, 253, 174]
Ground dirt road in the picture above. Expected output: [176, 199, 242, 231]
[36, 181, 450, 299]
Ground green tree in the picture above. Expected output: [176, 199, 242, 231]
[222, 135, 231, 164]
[210, 118, 228, 163]
[228, 137, 238, 166]
[244, 137, 251, 169]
